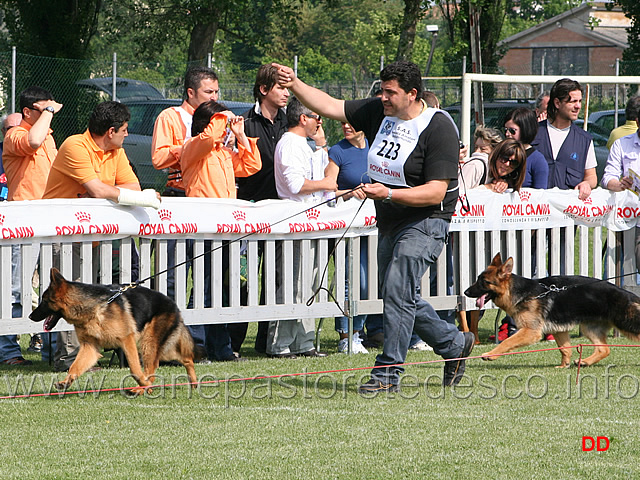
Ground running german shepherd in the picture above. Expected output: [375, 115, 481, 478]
[464, 253, 640, 367]
[30, 268, 197, 391]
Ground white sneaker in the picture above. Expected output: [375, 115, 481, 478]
[338, 333, 369, 354]
[409, 340, 433, 351]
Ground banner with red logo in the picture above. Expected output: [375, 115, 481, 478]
[0, 187, 639, 242]
[452, 187, 639, 232]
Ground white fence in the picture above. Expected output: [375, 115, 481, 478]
[1, 190, 639, 336]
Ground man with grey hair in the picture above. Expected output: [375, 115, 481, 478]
[267, 96, 336, 358]
[535, 90, 550, 122]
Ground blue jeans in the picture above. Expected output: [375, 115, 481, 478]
[187, 240, 234, 361]
[335, 238, 371, 334]
[371, 217, 465, 385]
[0, 303, 24, 362]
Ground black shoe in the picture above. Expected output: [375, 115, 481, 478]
[442, 332, 475, 387]
[267, 352, 297, 359]
[219, 353, 247, 362]
[358, 378, 399, 394]
[298, 349, 327, 357]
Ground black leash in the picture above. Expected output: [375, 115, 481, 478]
[106, 186, 368, 304]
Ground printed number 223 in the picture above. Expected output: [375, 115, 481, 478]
[376, 140, 400, 160]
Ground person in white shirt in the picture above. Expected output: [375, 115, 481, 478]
[267, 97, 336, 358]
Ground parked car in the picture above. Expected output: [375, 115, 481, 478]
[587, 109, 626, 136]
[444, 99, 535, 133]
[123, 99, 254, 191]
[78, 77, 253, 191]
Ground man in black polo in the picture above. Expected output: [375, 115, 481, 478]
[275, 60, 474, 390]
[231, 64, 290, 354]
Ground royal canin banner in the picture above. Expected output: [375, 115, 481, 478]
[0, 187, 639, 242]
[452, 187, 637, 232]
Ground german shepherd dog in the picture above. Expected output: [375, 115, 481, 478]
[30, 268, 197, 391]
[464, 253, 640, 367]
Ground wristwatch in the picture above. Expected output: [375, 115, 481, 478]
[383, 188, 393, 203]
[44, 106, 55, 114]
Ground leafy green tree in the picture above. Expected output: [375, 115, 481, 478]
[0, 0, 101, 58]
[613, 0, 640, 63]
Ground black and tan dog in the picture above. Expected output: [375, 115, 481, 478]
[464, 253, 640, 367]
[30, 268, 197, 391]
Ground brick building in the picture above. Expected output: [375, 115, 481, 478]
[498, 2, 630, 76]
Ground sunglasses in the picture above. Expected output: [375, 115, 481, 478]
[498, 155, 520, 168]
[504, 127, 517, 135]
[305, 114, 322, 121]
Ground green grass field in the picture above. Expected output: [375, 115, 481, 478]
[1, 319, 639, 479]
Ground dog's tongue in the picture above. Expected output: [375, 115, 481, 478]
[476, 294, 487, 309]
[43, 315, 54, 332]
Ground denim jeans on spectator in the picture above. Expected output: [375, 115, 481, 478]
[335, 237, 372, 334]
[370, 217, 465, 385]
[187, 240, 234, 361]
[0, 303, 24, 362]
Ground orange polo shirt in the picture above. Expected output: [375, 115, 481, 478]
[180, 113, 261, 199]
[43, 130, 139, 199]
[2, 120, 57, 200]
[151, 101, 194, 191]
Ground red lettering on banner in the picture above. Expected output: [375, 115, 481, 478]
[55, 225, 85, 236]
[617, 206, 640, 219]
[2, 226, 35, 239]
[317, 221, 347, 231]
[244, 223, 272, 234]
[364, 216, 377, 226]
[138, 223, 166, 235]
[459, 204, 484, 217]
[169, 223, 197, 234]
[88, 224, 120, 234]
[289, 223, 315, 232]
[216, 224, 242, 234]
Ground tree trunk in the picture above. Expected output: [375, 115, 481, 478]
[187, 21, 219, 63]
[395, 0, 424, 62]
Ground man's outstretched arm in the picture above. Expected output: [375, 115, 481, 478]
[272, 63, 348, 123]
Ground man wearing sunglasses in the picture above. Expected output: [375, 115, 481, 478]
[531, 78, 597, 201]
[274, 60, 474, 391]
[267, 96, 336, 359]
[2, 86, 62, 366]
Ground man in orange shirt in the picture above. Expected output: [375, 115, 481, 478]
[1, 86, 61, 366]
[151, 66, 219, 355]
[44, 101, 160, 371]
[152, 66, 219, 195]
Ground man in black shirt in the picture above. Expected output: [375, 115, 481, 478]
[275, 60, 474, 389]
[231, 64, 290, 354]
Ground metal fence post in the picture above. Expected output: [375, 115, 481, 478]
[11, 46, 16, 113]
[112, 52, 117, 101]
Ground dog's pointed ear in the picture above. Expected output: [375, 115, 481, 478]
[500, 257, 514, 276]
[490, 253, 502, 266]
[50, 268, 66, 287]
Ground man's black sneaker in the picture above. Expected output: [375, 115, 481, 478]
[442, 332, 475, 387]
[358, 378, 399, 394]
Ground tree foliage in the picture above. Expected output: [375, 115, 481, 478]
[0, 0, 101, 58]
[614, 0, 640, 63]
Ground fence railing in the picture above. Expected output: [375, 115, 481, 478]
[1, 191, 638, 336]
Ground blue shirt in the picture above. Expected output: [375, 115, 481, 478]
[523, 147, 549, 189]
[328, 138, 370, 190]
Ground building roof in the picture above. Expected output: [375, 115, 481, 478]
[498, 2, 629, 49]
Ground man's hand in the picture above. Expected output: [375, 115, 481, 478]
[362, 183, 390, 201]
[575, 180, 592, 200]
[310, 125, 326, 147]
[272, 63, 296, 88]
[33, 100, 63, 114]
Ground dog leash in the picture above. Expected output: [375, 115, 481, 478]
[104, 185, 369, 305]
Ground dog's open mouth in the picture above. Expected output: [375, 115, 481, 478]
[43, 314, 61, 332]
[476, 294, 489, 309]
